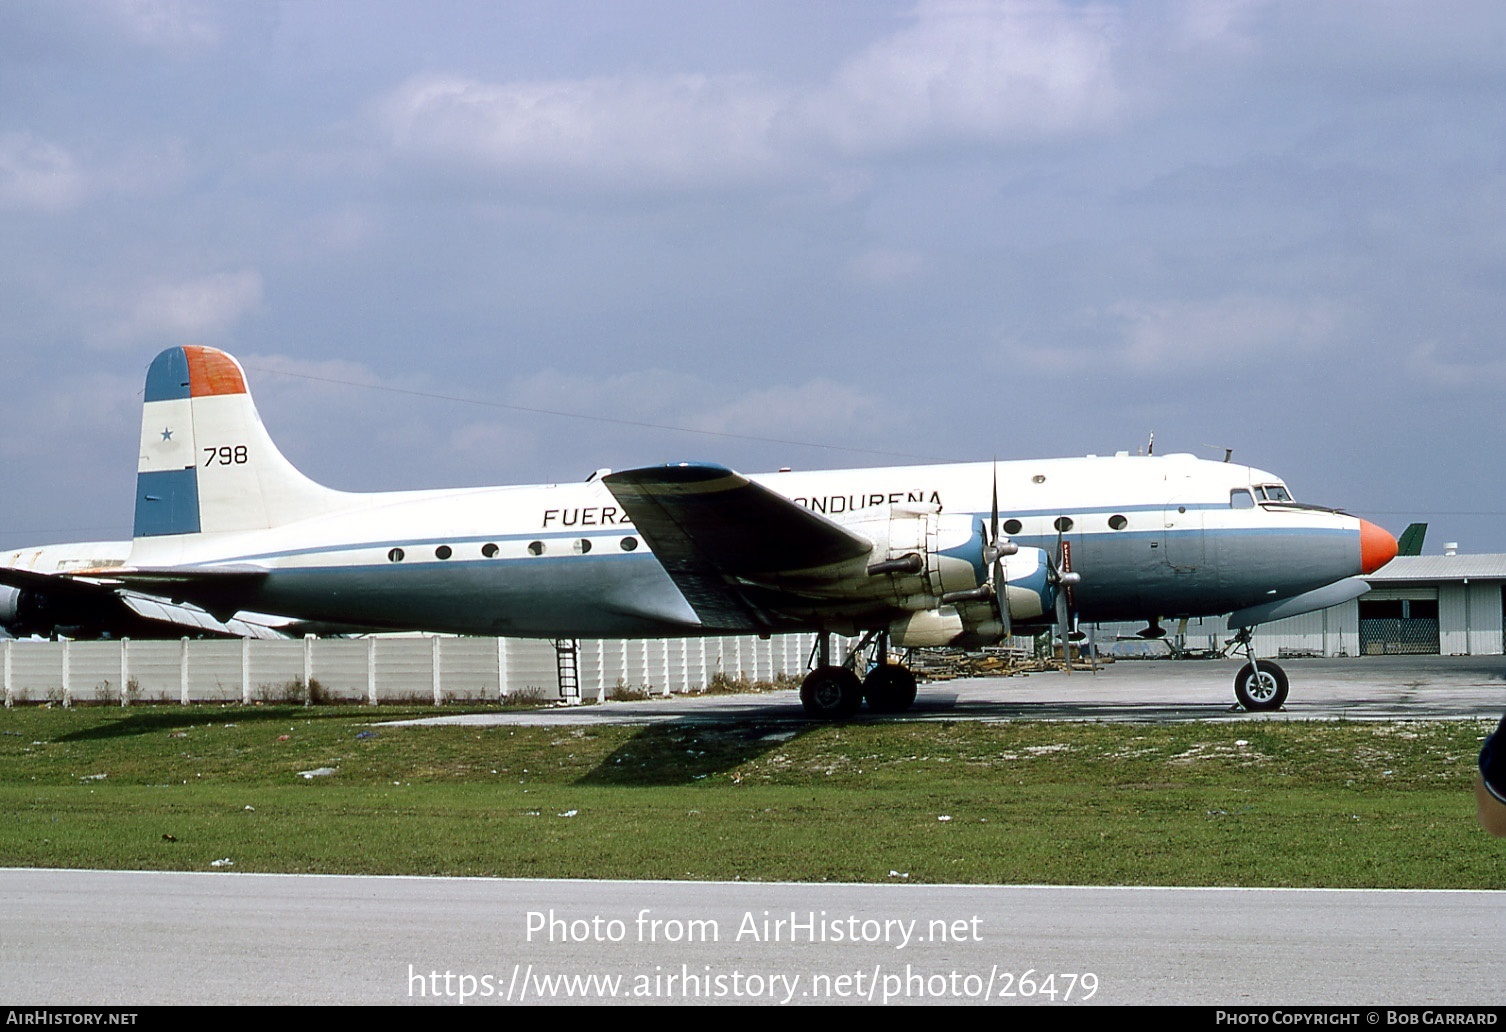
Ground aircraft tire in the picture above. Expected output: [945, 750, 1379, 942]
[1233, 661, 1288, 711]
[800, 666, 863, 719]
[863, 665, 918, 713]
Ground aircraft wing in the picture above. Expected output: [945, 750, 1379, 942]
[602, 463, 874, 629]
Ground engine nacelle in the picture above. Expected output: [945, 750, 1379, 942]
[767, 505, 1055, 645]
[888, 547, 1055, 648]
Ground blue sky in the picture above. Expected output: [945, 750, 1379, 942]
[3, 0, 1504, 551]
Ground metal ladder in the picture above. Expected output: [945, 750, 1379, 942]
[553, 639, 580, 703]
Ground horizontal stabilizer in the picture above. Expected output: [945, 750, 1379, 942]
[73, 565, 269, 619]
[0, 565, 110, 601]
[0, 564, 290, 639]
[117, 593, 291, 639]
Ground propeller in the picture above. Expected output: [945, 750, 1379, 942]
[982, 462, 1017, 640]
[1048, 522, 1082, 672]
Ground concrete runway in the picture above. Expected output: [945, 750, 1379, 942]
[8, 656, 1506, 1008]
[397, 655, 1506, 727]
[4, 868, 1504, 1006]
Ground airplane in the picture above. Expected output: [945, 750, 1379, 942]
[10, 344, 1397, 716]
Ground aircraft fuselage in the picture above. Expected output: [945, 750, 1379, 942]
[122, 452, 1381, 639]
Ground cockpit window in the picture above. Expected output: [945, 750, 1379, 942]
[1256, 484, 1293, 502]
[1230, 489, 1255, 509]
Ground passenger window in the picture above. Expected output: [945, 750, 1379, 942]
[1230, 490, 1255, 509]
[527, 541, 544, 556]
[482, 543, 499, 558]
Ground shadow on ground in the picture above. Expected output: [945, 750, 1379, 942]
[577, 720, 815, 785]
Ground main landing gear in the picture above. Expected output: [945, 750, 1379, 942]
[800, 630, 918, 719]
[1227, 626, 1288, 711]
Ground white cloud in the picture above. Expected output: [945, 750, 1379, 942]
[100, 269, 264, 347]
[446, 421, 539, 466]
[498, 367, 891, 454]
[0, 133, 85, 212]
[99, 0, 222, 53]
[379, 72, 789, 190]
[0, 370, 138, 463]
[799, 0, 1125, 153]
[1107, 295, 1343, 369]
[1161, 0, 1265, 55]
[0, 133, 189, 214]
[374, 1, 1130, 193]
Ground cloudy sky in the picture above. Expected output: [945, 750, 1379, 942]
[2, 0, 1504, 553]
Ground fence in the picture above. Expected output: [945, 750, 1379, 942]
[0, 633, 825, 707]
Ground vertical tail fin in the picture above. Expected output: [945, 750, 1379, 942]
[1396, 522, 1427, 557]
[134, 346, 345, 539]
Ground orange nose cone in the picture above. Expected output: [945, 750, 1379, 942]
[1360, 520, 1398, 574]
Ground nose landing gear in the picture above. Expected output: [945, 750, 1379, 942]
[1227, 627, 1288, 711]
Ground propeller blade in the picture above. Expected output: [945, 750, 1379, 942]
[1055, 582, 1071, 675]
[1046, 526, 1083, 673]
[990, 461, 999, 545]
[993, 556, 1011, 640]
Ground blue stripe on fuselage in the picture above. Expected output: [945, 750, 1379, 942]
[164, 521, 1355, 570]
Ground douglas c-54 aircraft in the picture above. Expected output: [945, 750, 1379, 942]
[1, 345, 1396, 717]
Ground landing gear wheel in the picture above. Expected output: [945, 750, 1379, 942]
[800, 666, 863, 719]
[863, 665, 917, 713]
[1233, 661, 1288, 711]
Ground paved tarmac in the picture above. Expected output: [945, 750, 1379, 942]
[4, 868, 1504, 1007]
[396, 655, 1506, 728]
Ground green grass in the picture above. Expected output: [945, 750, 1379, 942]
[1, 704, 1499, 887]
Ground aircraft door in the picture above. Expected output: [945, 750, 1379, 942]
[1161, 499, 1205, 573]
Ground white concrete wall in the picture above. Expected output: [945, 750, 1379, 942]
[0, 632, 822, 707]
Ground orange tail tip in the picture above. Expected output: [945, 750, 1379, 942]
[1360, 519, 1398, 574]
[184, 345, 247, 397]
[143, 345, 247, 402]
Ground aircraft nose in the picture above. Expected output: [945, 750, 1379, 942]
[1360, 519, 1398, 574]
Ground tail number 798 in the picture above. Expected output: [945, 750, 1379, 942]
[204, 445, 248, 465]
